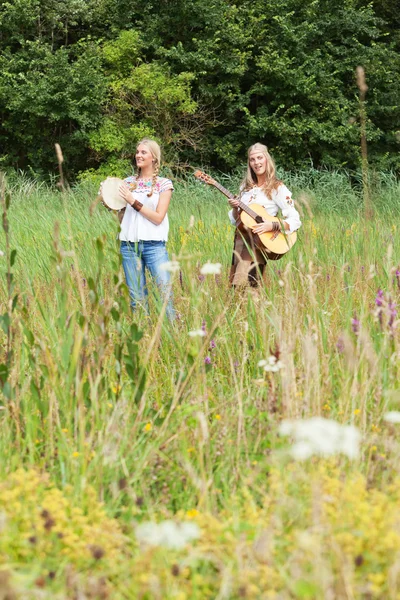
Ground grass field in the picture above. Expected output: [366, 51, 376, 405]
[0, 170, 400, 598]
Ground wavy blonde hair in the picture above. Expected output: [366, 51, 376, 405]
[241, 143, 281, 198]
[136, 138, 161, 197]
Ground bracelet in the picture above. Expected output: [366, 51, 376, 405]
[272, 221, 280, 232]
[132, 200, 143, 212]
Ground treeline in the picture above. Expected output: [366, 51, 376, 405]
[0, 0, 399, 179]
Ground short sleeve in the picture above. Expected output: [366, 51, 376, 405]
[159, 178, 174, 193]
[272, 184, 302, 233]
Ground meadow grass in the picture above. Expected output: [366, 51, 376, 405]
[0, 171, 400, 598]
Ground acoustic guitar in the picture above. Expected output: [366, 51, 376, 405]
[194, 170, 297, 259]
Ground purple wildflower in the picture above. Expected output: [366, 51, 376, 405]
[198, 274, 205, 282]
[201, 320, 207, 333]
[336, 336, 345, 354]
[233, 360, 239, 372]
[396, 269, 400, 290]
[375, 289, 384, 307]
[351, 314, 360, 334]
[326, 274, 330, 281]
[388, 300, 397, 329]
[204, 356, 212, 365]
[210, 339, 216, 350]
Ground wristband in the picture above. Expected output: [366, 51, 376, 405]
[132, 200, 143, 212]
[272, 221, 280, 232]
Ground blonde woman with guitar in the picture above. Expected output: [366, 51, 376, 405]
[228, 143, 302, 287]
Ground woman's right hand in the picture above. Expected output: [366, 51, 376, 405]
[228, 196, 240, 208]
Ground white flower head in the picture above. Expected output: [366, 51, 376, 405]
[384, 411, 400, 424]
[279, 417, 360, 461]
[200, 262, 222, 275]
[0, 250, 4, 257]
[262, 356, 284, 372]
[188, 329, 206, 338]
[135, 520, 200, 550]
[160, 260, 180, 273]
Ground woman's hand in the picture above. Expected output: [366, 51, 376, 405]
[252, 221, 274, 235]
[119, 182, 134, 205]
[228, 196, 240, 208]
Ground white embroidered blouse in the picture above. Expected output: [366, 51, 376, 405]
[119, 176, 174, 242]
[228, 183, 301, 233]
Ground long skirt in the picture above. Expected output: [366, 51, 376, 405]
[229, 230, 269, 287]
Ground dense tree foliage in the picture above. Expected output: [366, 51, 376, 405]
[0, 0, 399, 177]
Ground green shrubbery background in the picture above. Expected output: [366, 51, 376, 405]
[0, 0, 399, 179]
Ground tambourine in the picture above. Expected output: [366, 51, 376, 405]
[100, 177, 127, 211]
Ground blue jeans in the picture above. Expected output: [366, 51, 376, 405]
[120, 241, 175, 320]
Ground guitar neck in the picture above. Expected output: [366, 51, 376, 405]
[212, 181, 260, 222]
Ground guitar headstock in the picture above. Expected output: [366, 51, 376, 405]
[193, 170, 217, 187]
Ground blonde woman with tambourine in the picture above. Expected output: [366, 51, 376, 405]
[101, 139, 175, 320]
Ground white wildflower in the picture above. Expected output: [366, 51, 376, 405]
[384, 411, 400, 424]
[0, 250, 4, 257]
[262, 356, 284, 372]
[135, 520, 200, 550]
[279, 417, 360, 461]
[188, 329, 206, 338]
[278, 279, 284, 287]
[200, 262, 222, 275]
[160, 260, 180, 273]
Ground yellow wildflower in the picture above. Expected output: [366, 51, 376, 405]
[144, 423, 152, 432]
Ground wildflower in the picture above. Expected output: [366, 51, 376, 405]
[144, 423, 152, 432]
[336, 336, 345, 353]
[204, 356, 212, 365]
[388, 300, 397, 329]
[200, 262, 222, 275]
[279, 417, 360, 460]
[160, 260, 180, 273]
[384, 412, 400, 424]
[72, 452, 80, 458]
[278, 279, 284, 287]
[186, 509, 199, 519]
[0, 250, 4, 257]
[135, 520, 200, 550]
[215, 414, 221, 420]
[351, 314, 360, 334]
[396, 268, 400, 289]
[188, 329, 206, 338]
[187, 448, 195, 453]
[112, 384, 121, 394]
[353, 409, 361, 415]
[259, 356, 284, 372]
[61, 428, 68, 433]
[209, 339, 216, 350]
[375, 289, 384, 307]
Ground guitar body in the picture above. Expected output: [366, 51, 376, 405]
[239, 203, 297, 258]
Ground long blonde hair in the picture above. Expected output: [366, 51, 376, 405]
[136, 138, 161, 197]
[241, 143, 281, 198]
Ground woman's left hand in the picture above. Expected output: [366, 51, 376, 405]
[252, 221, 273, 234]
[119, 183, 134, 205]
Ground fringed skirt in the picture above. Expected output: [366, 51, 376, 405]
[229, 230, 269, 287]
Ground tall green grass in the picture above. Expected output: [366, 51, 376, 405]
[0, 171, 399, 597]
